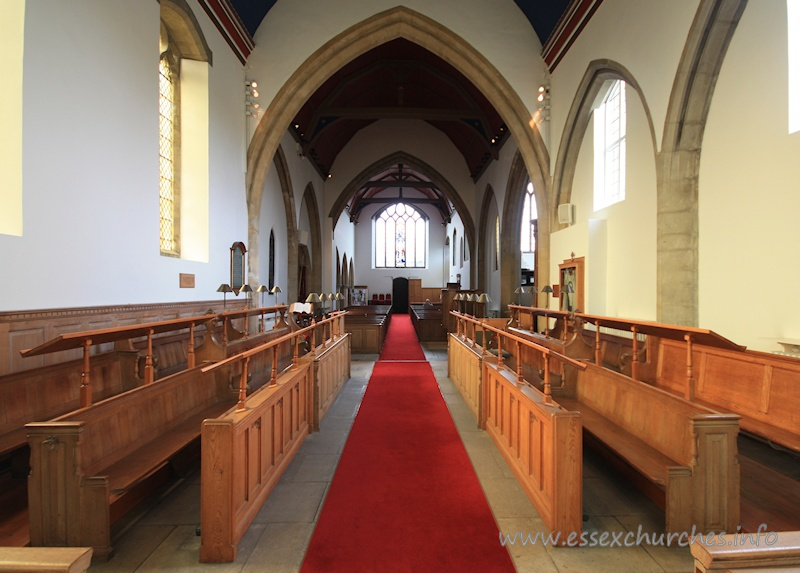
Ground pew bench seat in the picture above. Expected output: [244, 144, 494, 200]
[100, 401, 232, 502]
[560, 362, 740, 533]
[558, 397, 676, 486]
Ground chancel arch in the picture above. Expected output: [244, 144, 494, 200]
[246, 6, 550, 296]
[330, 151, 478, 287]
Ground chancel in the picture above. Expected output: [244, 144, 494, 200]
[2, 1, 800, 571]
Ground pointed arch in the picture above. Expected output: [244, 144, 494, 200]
[500, 150, 550, 313]
[336, 247, 341, 289]
[301, 182, 322, 295]
[656, 0, 747, 326]
[330, 150, 478, 286]
[551, 59, 656, 216]
[246, 6, 550, 297]
[250, 144, 298, 304]
[477, 184, 496, 293]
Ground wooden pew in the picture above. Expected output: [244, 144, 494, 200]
[449, 313, 587, 543]
[199, 312, 349, 562]
[563, 311, 800, 454]
[0, 547, 92, 573]
[196, 308, 293, 394]
[409, 304, 446, 342]
[345, 311, 390, 353]
[26, 365, 236, 560]
[691, 530, 800, 571]
[558, 361, 740, 534]
[656, 338, 800, 454]
[0, 349, 138, 460]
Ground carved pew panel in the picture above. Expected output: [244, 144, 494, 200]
[481, 358, 582, 542]
[200, 362, 314, 563]
[657, 339, 800, 452]
[0, 350, 138, 457]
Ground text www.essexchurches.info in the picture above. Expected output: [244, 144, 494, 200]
[499, 524, 778, 549]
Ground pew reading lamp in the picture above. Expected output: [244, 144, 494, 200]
[514, 287, 523, 306]
[335, 292, 344, 311]
[454, 293, 463, 313]
[217, 283, 233, 310]
[256, 285, 268, 308]
[305, 292, 321, 317]
[328, 293, 336, 313]
[477, 293, 492, 319]
[269, 285, 282, 307]
[240, 284, 253, 308]
[466, 293, 477, 316]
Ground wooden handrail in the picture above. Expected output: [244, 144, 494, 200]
[451, 311, 586, 403]
[202, 311, 347, 411]
[19, 306, 290, 408]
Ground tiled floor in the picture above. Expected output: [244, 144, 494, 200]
[89, 345, 695, 572]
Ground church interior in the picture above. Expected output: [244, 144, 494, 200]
[2, 0, 800, 571]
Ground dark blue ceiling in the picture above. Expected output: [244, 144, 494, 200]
[230, 1, 569, 46]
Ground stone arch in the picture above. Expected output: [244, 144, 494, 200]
[656, 0, 747, 326]
[160, 0, 212, 64]
[335, 247, 341, 288]
[246, 6, 550, 295]
[500, 150, 550, 314]
[551, 59, 657, 215]
[477, 184, 496, 292]
[251, 144, 299, 304]
[301, 182, 323, 296]
[330, 150, 478, 287]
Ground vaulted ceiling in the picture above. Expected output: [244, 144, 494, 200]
[231, 1, 569, 204]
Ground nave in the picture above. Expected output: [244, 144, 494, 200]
[87, 344, 699, 573]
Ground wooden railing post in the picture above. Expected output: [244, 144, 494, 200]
[516, 340, 523, 382]
[594, 320, 602, 366]
[497, 335, 504, 369]
[80, 339, 92, 407]
[271, 346, 278, 385]
[236, 356, 249, 411]
[292, 336, 299, 370]
[631, 326, 639, 380]
[543, 353, 552, 404]
[685, 334, 695, 401]
[188, 322, 196, 369]
[145, 329, 155, 385]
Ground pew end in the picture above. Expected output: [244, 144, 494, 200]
[0, 547, 93, 573]
[691, 530, 800, 572]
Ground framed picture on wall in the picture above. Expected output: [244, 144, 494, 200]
[352, 285, 368, 306]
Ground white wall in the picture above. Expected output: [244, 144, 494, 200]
[548, 79, 657, 319]
[0, 0, 249, 311]
[699, 0, 800, 350]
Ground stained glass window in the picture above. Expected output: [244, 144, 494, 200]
[374, 203, 427, 268]
[159, 55, 177, 254]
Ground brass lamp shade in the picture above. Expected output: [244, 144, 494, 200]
[477, 293, 492, 304]
[269, 285, 282, 294]
[305, 293, 321, 304]
[217, 283, 233, 293]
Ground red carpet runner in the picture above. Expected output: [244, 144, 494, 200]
[378, 314, 426, 360]
[301, 314, 514, 572]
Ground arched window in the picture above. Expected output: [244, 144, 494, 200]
[268, 230, 275, 289]
[452, 229, 457, 266]
[594, 80, 626, 210]
[159, 45, 179, 254]
[374, 203, 427, 268]
[520, 181, 538, 269]
[158, 0, 211, 261]
[494, 216, 500, 271]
